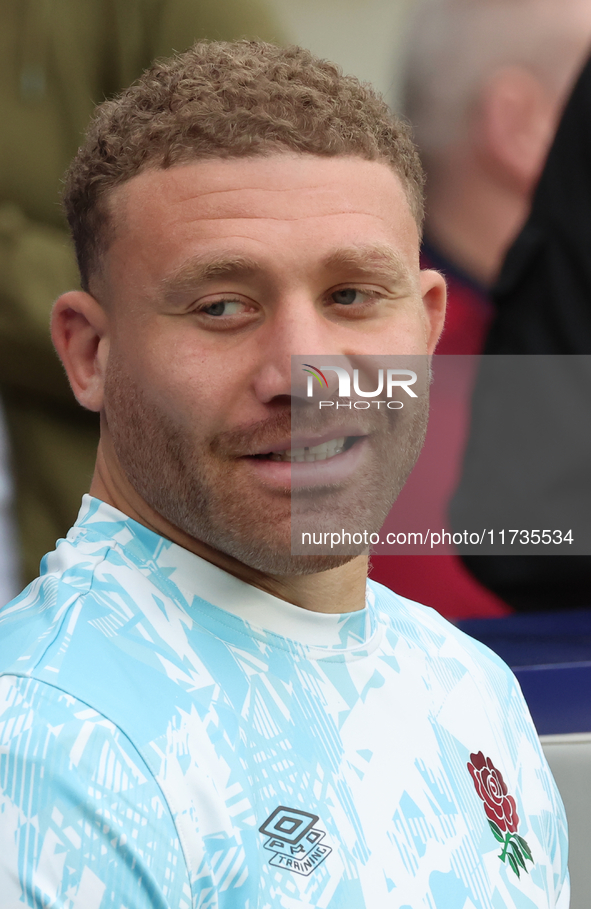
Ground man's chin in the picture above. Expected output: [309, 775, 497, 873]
[210, 532, 362, 577]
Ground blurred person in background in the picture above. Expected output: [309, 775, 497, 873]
[370, 0, 591, 617]
[0, 0, 283, 604]
[402, 0, 591, 339]
[453, 51, 591, 611]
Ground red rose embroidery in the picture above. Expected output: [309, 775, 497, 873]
[467, 751, 519, 833]
[467, 751, 534, 879]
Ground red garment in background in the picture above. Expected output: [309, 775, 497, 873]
[369, 243, 511, 619]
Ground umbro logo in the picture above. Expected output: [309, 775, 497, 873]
[259, 806, 332, 877]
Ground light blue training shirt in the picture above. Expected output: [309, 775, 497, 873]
[0, 496, 569, 908]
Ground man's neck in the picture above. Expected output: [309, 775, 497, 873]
[90, 442, 369, 616]
[260, 555, 369, 615]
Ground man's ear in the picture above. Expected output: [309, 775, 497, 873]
[479, 65, 558, 194]
[51, 291, 110, 412]
[420, 269, 447, 354]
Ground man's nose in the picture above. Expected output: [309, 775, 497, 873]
[250, 300, 344, 404]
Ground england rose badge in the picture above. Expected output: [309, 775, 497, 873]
[467, 751, 534, 878]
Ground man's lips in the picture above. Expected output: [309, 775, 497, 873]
[252, 435, 358, 463]
[243, 434, 370, 489]
[212, 416, 381, 487]
[245, 425, 371, 458]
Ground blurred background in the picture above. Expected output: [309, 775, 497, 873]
[272, 0, 416, 105]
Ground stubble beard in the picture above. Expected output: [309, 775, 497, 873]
[103, 357, 429, 577]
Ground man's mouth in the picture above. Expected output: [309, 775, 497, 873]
[252, 436, 358, 463]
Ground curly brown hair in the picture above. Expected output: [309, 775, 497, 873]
[64, 40, 425, 291]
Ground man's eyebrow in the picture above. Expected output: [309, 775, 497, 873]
[321, 245, 414, 283]
[159, 253, 260, 299]
[157, 245, 414, 301]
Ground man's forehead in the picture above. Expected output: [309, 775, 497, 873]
[99, 153, 421, 302]
[110, 153, 414, 226]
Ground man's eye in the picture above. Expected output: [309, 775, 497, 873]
[331, 288, 362, 306]
[201, 300, 244, 317]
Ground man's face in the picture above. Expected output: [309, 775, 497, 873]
[98, 154, 444, 573]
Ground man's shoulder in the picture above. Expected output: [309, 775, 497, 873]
[0, 497, 142, 677]
[368, 580, 552, 828]
[368, 578, 516, 683]
[0, 542, 104, 679]
[0, 511, 184, 747]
